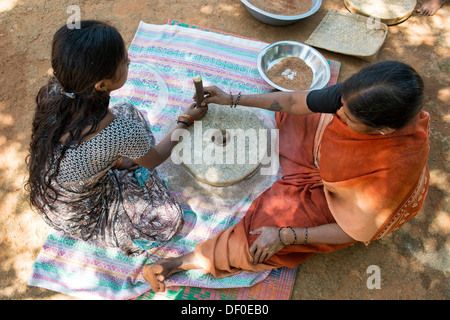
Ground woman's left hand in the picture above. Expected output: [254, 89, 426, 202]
[195, 85, 229, 106]
[249, 226, 285, 264]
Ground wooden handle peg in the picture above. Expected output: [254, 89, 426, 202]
[193, 75, 204, 108]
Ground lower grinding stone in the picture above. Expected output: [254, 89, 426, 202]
[178, 103, 268, 187]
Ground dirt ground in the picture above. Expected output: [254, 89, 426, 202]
[0, 0, 448, 300]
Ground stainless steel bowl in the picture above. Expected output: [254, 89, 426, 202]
[241, 0, 322, 26]
[257, 41, 330, 92]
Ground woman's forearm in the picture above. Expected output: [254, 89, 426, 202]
[281, 223, 355, 245]
[201, 86, 313, 116]
[234, 91, 312, 116]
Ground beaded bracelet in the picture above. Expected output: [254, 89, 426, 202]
[278, 227, 288, 246]
[287, 226, 297, 245]
[303, 226, 308, 245]
[234, 92, 241, 108]
[229, 92, 242, 108]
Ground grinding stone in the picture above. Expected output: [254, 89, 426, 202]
[178, 104, 268, 187]
[344, 0, 417, 25]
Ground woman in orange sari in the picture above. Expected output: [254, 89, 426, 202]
[144, 61, 430, 291]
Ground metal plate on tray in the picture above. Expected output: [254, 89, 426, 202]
[343, 0, 416, 25]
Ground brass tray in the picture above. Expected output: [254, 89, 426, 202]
[343, 0, 416, 25]
[305, 9, 388, 61]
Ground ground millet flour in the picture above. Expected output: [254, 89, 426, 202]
[266, 57, 314, 91]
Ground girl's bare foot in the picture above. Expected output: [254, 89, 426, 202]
[417, 0, 445, 15]
[143, 252, 201, 292]
[143, 260, 176, 292]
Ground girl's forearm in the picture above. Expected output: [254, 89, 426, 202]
[134, 122, 188, 169]
[153, 122, 188, 164]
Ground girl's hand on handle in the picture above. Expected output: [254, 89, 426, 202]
[183, 102, 208, 121]
[194, 85, 229, 107]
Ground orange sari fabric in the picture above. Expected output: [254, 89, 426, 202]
[320, 111, 430, 242]
[195, 110, 430, 277]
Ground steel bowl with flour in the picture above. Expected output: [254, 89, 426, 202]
[257, 41, 330, 92]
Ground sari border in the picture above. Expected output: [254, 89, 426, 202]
[368, 165, 429, 244]
[313, 113, 334, 168]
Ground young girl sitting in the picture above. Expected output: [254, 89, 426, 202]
[26, 20, 207, 256]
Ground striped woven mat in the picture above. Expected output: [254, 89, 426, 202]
[28, 21, 340, 300]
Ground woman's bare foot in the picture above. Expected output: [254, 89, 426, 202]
[417, 0, 445, 15]
[143, 252, 201, 292]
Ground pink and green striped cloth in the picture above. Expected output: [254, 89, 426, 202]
[28, 21, 340, 300]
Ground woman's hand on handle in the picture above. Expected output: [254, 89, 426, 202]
[194, 85, 229, 107]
